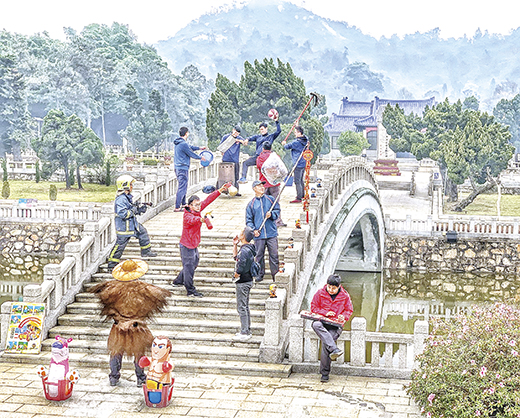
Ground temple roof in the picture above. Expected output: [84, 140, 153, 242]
[326, 96, 437, 134]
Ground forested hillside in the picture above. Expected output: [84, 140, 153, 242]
[156, 1, 520, 113]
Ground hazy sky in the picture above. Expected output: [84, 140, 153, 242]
[1, 0, 518, 44]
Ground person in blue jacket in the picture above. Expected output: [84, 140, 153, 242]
[245, 180, 280, 282]
[282, 125, 309, 203]
[107, 175, 157, 270]
[238, 117, 281, 183]
[174, 126, 207, 211]
[219, 125, 246, 192]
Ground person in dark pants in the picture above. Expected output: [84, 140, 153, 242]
[282, 125, 309, 203]
[107, 175, 157, 270]
[173, 126, 207, 211]
[172, 183, 231, 297]
[245, 180, 280, 282]
[232, 226, 256, 341]
[256, 142, 286, 227]
[220, 125, 246, 193]
[310, 274, 353, 383]
[239, 118, 281, 183]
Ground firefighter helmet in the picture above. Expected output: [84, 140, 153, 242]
[116, 175, 135, 191]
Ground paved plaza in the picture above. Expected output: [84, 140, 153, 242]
[0, 361, 420, 418]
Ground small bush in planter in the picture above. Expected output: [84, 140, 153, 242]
[408, 302, 520, 417]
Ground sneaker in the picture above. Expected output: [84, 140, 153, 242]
[137, 378, 146, 387]
[142, 251, 157, 258]
[320, 375, 329, 383]
[233, 332, 252, 341]
[109, 378, 119, 386]
[290, 199, 302, 204]
[238, 177, 247, 184]
[329, 348, 343, 361]
[174, 207, 184, 212]
[276, 222, 287, 227]
[171, 282, 183, 287]
[188, 291, 203, 297]
[235, 193, 242, 197]
[255, 276, 264, 283]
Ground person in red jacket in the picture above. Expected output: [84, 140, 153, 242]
[172, 183, 231, 297]
[310, 274, 353, 383]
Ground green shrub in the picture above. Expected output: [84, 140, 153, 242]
[2, 159, 7, 182]
[408, 302, 520, 417]
[49, 184, 57, 201]
[2, 181, 10, 199]
[141, 158, 159, 166]
[35, 160, 41, 183]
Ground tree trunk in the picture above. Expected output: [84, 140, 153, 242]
[451, 180, 496, 212]
[63, 161, 70, 189]
[445, 177, 458, 202]
[76, 165, 83, 190]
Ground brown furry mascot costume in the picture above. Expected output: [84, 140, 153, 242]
[90, 259, 170, 386]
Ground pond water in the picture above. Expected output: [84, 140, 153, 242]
[0, 254, 63, 305]
[335, 269, 520, 333]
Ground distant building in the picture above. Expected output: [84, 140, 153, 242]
[324, 96, 436, 159]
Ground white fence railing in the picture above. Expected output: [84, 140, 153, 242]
[385, 213, 520, 238]
[288, 316, 428, 379]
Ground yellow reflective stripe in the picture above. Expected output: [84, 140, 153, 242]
[141, 244, 151, 250]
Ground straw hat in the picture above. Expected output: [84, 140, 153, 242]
[112, 259, 149, 282]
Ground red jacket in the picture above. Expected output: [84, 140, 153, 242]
[256, 150, 275, 188]
[180, 190, 220, 249]
[311, 285, 353, 321]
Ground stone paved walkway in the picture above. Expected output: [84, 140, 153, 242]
[0, 362, 420, 417]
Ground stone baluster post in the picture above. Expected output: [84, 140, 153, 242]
[260, 288, 286, 363]
[350, 317, 366, 367]
[42, 264, 62, 308]
[413, 320, 429, 367]
[145, 174, 158, 206]
[65, 242, 82, 284]
[289, 314, 304, 363]
[1, 302, 13, 351]
[83, 221, 100, 260]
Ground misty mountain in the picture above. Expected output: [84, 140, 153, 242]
[155, 1, 520, 113]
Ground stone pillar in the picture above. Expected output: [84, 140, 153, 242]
[65, 242, 82, 284]
[260, 288, 286, 363]
[413, 320, 429, 366]
[42, 263, 61, 309]
[350, 317, 366, 367]
[1, 301, 13, 351]
[83, 221, 100, 259]
[289, 314, 304, 363]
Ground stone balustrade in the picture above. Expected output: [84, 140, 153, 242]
[289, 316, 428, 379]
[386, 213, 520, 238]
[0, 157, 220, 347]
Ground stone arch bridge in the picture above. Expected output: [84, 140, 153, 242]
[1, 156, 426, 379]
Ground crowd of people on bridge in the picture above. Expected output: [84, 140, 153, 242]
[106, 114, 353, 382]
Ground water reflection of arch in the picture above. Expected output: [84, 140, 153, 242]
[294, 180, 385, 314]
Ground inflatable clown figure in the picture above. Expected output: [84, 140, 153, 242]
[37, 335, 80, 401]
[139, 336, 174, 407]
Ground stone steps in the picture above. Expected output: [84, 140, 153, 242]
[66, 302, 266, 322]
[56, 314, 266, 335]
[48, 326, 262, 348]
[2, 230, 293, 378]
[2, 351, 292, 377]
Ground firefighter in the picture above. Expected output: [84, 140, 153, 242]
[107, 175, 157, 270]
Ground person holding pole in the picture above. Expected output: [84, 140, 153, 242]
[245, 180, 280, 282]
[282, 125, 310, 203]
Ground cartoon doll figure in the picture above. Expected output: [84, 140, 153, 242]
[139, 336, 174, 390]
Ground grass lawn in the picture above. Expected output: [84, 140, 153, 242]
[3, 180, 117, 203]
[444, 193, 520, 217]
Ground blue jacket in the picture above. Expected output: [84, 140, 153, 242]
[114, 193, 146, 235]
[174, 137, 201, 170]
[245, 194, 280, 239]
[284, 135, 309, 169]
[220, 133, 245, 163]
[247, 121, 281, 156]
